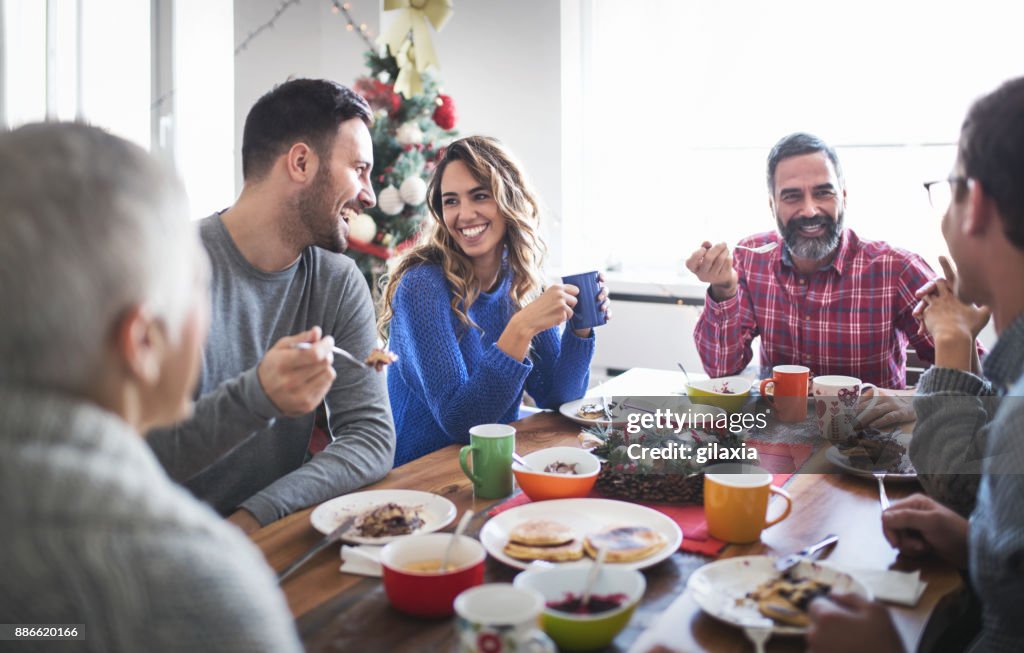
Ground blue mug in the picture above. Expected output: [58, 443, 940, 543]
[561, 270, 607, 330]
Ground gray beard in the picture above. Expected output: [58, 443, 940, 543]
[779, 211, 843, 261]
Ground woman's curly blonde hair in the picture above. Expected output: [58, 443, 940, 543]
[378, 135, 547, 340]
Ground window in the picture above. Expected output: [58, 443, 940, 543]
[562, 0, 1024, 278]
[1, 0, 151, 147]
[1, 0, 234, 218]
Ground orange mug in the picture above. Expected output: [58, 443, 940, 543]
[704, 464, 793, 543]
[759, 365, 810, 423]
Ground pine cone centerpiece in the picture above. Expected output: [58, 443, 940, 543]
[587, 423, 747, 504]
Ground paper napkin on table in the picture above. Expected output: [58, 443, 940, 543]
[339, 545, 383, 577]
[839, 566, 928, 606]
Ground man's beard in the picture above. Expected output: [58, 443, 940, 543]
[777, 210, 843, 261]
[298, 167, 348, 253]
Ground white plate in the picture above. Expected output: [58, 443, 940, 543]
[825, 445, 917, 482]
[310, 489, 457, 545]
[480, 498, 682, 571]
[688, 556, 871, 636]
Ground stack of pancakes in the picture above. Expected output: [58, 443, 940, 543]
[503, 520, 667, 563]
[503, 520, 584, 561]
[584, 525, 667, 563]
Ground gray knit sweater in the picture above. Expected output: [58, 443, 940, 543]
[910, 314, 1024, 516]
[0, 388, 301, 652]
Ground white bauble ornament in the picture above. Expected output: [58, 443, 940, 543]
[349, 212, 376, 242]
[399, 175, 428, 206]
[378, 186, 404, 215]
[395, 121, 423, 146]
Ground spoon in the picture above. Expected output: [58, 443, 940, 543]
[676, 362, 692, 386]
[512, 452, 534, 471]
[440, 510, 474, 572]
[734, 242, 779, 254]
[580, 546, 608, 609]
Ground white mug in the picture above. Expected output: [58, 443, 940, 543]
[812, 375, 879, 442]
[454, 584, 556, 653]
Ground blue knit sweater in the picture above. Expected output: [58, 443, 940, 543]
[388, 263, 595, 466]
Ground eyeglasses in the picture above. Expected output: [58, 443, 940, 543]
[923, 176, 969, 210]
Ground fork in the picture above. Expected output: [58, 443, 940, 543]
[874, 471, 890, 510]
[734, 242, 779, 254]
[293, 342, 370, 369]
[742, 621, 772, 653]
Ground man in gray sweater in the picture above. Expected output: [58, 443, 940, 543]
[0, 123, 301, 651]
[148, 79, 396, 532]
[806, 77, 1024, 652]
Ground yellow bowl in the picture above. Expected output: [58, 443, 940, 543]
[686, 376, 753, 413]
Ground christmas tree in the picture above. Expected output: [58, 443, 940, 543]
[346, 48, 458, 289]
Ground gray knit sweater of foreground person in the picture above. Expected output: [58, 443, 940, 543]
[0, 388, 302, 653]
[148, 213, 396, 525]
[910, 314, 1024, 517]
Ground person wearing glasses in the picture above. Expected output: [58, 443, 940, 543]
[807, 76, 1024, 653]
[685, 133, 956, 394]
[0, 124, 300, 651]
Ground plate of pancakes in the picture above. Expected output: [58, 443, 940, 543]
[687, 556, 871, 635]
[479, 498, 682, 571]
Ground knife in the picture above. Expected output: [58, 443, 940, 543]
[773, 534, 839, 574]
[278, 513, 358, 583]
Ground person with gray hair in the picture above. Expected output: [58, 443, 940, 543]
[685, 132, 951, 394]
[0, 122, 301, 652]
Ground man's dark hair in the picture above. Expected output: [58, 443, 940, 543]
[960, 76, 1024, 249]
[766, 132, 844, 194]
[241, 78, 372, 181]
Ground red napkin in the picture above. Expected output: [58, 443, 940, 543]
[488, 440, 814, 558]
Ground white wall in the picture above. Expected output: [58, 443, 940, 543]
[424, 0, 563, 267]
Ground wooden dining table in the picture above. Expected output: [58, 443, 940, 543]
[250, 368, 964, 652]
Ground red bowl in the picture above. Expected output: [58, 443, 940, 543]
[380, 533, 486, 618]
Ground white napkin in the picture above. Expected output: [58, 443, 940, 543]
[339, 545, 383, 577]
[838, 566, 928, 606]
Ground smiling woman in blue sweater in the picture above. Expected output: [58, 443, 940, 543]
[379, 136, 607, 466]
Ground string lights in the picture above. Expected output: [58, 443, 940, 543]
[330, 1, 376, 51]
[234, 0, 303, 55]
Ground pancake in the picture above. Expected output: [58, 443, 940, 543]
[503, 538, 585, 562]
[583, 525, 667, 563]
[508, 519, 577, 546]
[576, 402, 606, 419]
[747, 574, 832, 627]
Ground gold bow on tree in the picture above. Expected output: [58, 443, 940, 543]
[393, 39, 423, 98]
[381, 0, 453, 88]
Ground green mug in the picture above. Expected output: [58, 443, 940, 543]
[459, 424, 515, 499]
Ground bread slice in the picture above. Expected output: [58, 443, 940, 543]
[583, 525, 667, 563]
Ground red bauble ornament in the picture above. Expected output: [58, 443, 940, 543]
[432, 94, 457, 130]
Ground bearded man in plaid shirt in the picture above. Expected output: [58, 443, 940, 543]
[686, 132, 941, 391]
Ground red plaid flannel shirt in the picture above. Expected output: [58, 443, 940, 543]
[694, 229, 938, 389]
